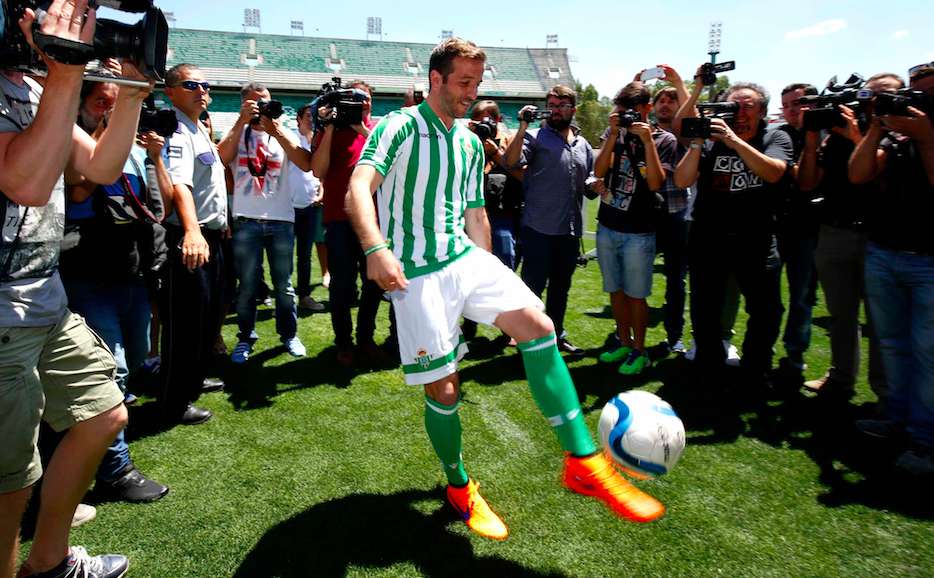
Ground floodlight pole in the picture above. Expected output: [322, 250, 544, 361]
[707, 22, 722, 101]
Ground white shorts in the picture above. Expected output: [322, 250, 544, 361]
[390, 248, 544, 385]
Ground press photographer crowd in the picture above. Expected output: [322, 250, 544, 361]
[1, 0, 932, 575]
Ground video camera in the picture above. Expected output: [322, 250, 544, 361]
[0, 0, 169, 80]
[517, 107, 552, 123]
[798, 74, 866, 132]
[472, 117, 497, 141]
[699, 61, 735, 86]
[873, 88, 934, 117]
[138, 97, 175, 137]
[680, 101, 739, 139]
[312, 77, 369, 131]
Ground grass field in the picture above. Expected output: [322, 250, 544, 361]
[24, 238, 934, 578]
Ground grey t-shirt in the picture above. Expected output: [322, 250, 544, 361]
[164, 106, 227, 230]
[0, 75, 68, 327]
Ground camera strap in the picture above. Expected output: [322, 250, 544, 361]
[120, 157, 160, 224]
[33, 32, 96, 66]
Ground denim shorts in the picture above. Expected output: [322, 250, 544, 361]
[596, 225, 656, 298]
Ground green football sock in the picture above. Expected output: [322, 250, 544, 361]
[424, 396, 469, 486]
[519, 333, 597, 457]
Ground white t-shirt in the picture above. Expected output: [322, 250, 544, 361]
[230, 126, 295, 222]
[288, 133, 320, 209]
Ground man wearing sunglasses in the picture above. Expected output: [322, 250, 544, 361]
[159, 63, 228, 426]
[504, 85, 595, 357]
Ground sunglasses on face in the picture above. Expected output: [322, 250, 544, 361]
[175, 80, 211, 91]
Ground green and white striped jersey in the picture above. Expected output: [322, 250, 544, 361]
[357, 101, 485, 278]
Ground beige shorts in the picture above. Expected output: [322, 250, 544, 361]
[0, 311, 123, 493]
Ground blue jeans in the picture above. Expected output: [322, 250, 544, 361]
[294, 204, 325, 298]
[777, 230, 818, 362]
[864, 243, 934, 448]
[64, 277, 150, 481]
[491, 215, 517, 270]
[658, 209, 690, 344]
[233, 218, 298, 342]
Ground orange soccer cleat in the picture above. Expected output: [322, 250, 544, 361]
[446, 479, 509, 541]
[563, 453, 666, 523]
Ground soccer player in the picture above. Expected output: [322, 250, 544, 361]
[347, 38, 665, 541]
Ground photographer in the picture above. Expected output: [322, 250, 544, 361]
[674, 75, 792, 385]
[0, 0, 153, 574]
[158, 63, 227, 425]
[290, 104, 327, 309]
[59, 72, 171, 504]
[849, 64, 934, 475]
[593, 81, 675, 375]
[311, 80, 389, 367]
[797, 74, 900, 402]
[773, 83, 819, 384]
[504, 85, 594, 356]
[217, 82, 312, 364]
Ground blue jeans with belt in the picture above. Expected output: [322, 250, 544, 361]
[233, 218, 298, 342]
[864, 242, 934, 449]
[65, 277, 150, 481]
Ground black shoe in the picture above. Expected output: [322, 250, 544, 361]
[202, 376, 225, 393]
[98, 467, 169, 503]
[24, 546, 128, 578]
[557, 338, 584, 357]
[179, 404, 212, 425]
[855, 418, 905, 441]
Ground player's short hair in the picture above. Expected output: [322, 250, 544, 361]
[613, 82, 650, 108]
[652, 86, 679, 105]
[165, 63, 199, 88]
[547, 84, 577, 107]
[429, 38, 486, 82]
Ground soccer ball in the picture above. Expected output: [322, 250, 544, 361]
[598, 390, 686, 478]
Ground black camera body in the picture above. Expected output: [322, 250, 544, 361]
[472, 117, 498, 141]
[138, 103, 176, 137]
[0, 1, 169, 80]
[617, 109, 641, 128]
[874, 89, 934, 117]
[257, 99, 284, 120]
[314, 77, 369, 130]
[518, 107, 552, 123]
[699, 60, 735, 86]
[799, 74, 867, 132]
[680, 101, 739, 139]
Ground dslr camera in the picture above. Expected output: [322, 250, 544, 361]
[616, 109, 641, 128]
[257, 99, 284, 120]
[872, 89, 934, 117]
[0, 0, 169, 80]
[313, 76, 369, 130]
[699, 61, 735, 86]
[680, 101, 739, 139]
[798, 74, 866, 132]
[472, 117, 498, 141]
[518, 107, 552, 123]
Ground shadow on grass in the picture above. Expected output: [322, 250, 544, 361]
[233, 488, 569, 578]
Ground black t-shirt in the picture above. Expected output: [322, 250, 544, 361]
[866, 134, 934, 254]
[692, 124, 793, 234]
[597, 128, 677, 233]
[815, 133, 874, 229]
[484, 165, 523, 219]
[775, 123, 818, 231]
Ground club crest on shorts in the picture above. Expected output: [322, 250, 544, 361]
[416, 348, 431, 369]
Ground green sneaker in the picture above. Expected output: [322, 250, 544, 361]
[599, 345, 633, 364]
[619, 350, 651, 375]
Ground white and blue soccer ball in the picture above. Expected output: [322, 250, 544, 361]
[598, 390, 686, 477]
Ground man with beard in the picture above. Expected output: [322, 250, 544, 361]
[347, 38, 665, 542]
[675, 76, 792, 387]
[504, 85, 594, 356]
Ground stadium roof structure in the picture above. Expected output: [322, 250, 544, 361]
[166, 29, 575, 98]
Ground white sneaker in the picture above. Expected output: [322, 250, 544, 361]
[285, 337, 306, 357]
[723, 340, 741, 367]
[71, 503, 96, 528]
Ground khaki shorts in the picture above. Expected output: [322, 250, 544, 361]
[0, 311, 123, 493]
